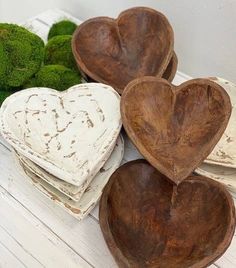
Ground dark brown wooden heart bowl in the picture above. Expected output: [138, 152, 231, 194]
[72, 7, 174, 94]
[100, 160, 235, 268]
[121, 77, 232, 184]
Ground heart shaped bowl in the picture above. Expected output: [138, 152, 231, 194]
[72, 7, 174, 94]
[100, 160, 236, 268]
[121, 77, 232, 184]
[0, 83, 122, 186]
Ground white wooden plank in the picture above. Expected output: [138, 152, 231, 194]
[0, 224, 42, 268]
[22, 19, 50, 42]
[34, 9, 82, 26]
[0, 144, 117, 268]
[214, 230, 236, 268]
[0, 242, 26, 268]
[0, 186, 92, 268]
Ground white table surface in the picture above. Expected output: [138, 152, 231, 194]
[0, 9, 235, 268]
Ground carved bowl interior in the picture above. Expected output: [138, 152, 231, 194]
[100, 160, 235, 268]
[82, 51, 178, 85]
[121, 77, 232, 184]
[72, 7, 174, 94]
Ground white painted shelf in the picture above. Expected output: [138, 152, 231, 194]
[0, 9, 235, 268]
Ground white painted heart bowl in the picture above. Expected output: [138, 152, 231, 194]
[0, 83, 122, 186]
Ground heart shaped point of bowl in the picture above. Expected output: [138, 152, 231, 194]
[100, 160, 235, 268]
[72, 7, 174, 94]
[121, 77, 232, 184]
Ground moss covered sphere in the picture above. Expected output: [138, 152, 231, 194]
[48, 20, 77, 40]
[0, 24, 44, 90]
[23, 65, 81, 91]
[44, 35, 78, 70]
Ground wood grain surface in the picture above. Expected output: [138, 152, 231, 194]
[72, 7, 174, 94]
[100, 160, 236, 268]
[121, 77, 232, 184]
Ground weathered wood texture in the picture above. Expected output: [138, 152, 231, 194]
[72, 7, 175, 94]
[121, 77, 232, 184]
[100, 160, 235, 268]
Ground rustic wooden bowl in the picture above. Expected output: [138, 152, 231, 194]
[72, 7, 174, 94]
[100, 160, 236, 268]
[121, 77, 232, 184]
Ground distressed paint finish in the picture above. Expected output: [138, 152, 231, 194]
[14, 135, 116, 201]
[0, 84, 122, 187]
[14, 135, 124, 220]
[205, 77, 236, 168]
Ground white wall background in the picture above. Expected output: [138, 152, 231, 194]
[0, 0, 236, 83]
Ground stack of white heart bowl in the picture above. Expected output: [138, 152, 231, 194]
[195, 77, 236, 196]
[0, 83, 123, 220]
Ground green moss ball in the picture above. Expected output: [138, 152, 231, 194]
[23, 65, 81, 91]
[44, 35, 78, 70]
[0, 24, 44, 90]
[48, 20, 77, 40]
[0, 90, 13, 106]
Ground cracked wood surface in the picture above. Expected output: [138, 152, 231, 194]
[0, 9, 235, 268]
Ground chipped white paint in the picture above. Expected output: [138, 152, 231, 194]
[0, 9, 235, 268]
[196, 163, 236, 194]
[15, 150, 86, 200]
[14, 135, 124, 220]
[0, 85, 122, 188]
[15, 135, 116, 201]
[206, 77, 236, 168]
